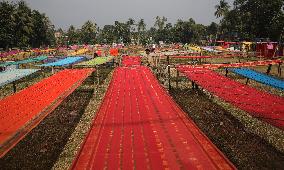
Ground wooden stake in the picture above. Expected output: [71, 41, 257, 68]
[176, 69, 179, 88]
[225, 68, 228, 77]
[278, 63, 282, 76]
[12, 82, 16, 93]
[96, 66, 100, 85]
[167, 55, 171, 90]
[246, 78, 249, 85]
[266, 64, 272, 74]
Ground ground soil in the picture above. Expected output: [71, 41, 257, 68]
[170, 88, 284, 170]
[0, 88, 93, 170]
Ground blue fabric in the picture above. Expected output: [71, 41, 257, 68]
[39, 56, 84, 67]
[230, 68, 284, 90]
[0, 69, 40, 87]
[0, 56, 48, 67]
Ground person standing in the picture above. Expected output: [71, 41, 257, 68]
[145, 48, 157, 67]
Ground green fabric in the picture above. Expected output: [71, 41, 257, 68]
[76, 56, 114, 66]
[0, 56, 48, 67]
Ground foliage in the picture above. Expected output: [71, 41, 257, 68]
[66, 25, 79, 45]
[0, 1, 15, 49]
[97, 25, 116, 44]
[216, 0, 284, 41]
[80, 20, 97, 44]
[0, 0, 55, 49]
[215, 0, 230, 18]
[30, 10, 55, 47]
[1, 0, 283, 48]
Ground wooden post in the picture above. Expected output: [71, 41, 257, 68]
[246, 78, 249, 85]
[167, 55, 171, 90]
[192, 81, 195, 89]
[266, 64, 272, 74]
[176, 69, 179, 88]
[96, 66, 100, 85]
[278, 63, 282, 76]
[93, 70, 97, 94]
[12, 82, 16, 93]
[225, 68, 228, 77]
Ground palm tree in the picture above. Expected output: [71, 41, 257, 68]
[80, 20, 97, 44]
[67, 25, 79, 45]
[126, 18, 135, 31]
[137, 19, 146, 44]
[154, 16, 167, 30]
[214, 0, 230, 18]
[137, 19, 146, 33]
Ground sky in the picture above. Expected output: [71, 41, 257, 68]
[14, 0, 234, 30]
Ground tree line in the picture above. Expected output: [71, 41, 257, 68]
[215, 0, 284, 42]
[58, 16, 213, 46]
[0, 1, 55, 49]
[0, 0, 283, 50]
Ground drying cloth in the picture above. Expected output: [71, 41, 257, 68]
[178, 66, 284, 130]
[0, 56, 48, 67]
[0, 69, 40, 87]
[76, 56, 114, 66]
[39, 56, 84, 67]
[231, 68, 284, 90]
[0, 68, 94, 157]
[71, 66, 235, 169]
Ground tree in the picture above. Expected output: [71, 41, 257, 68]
[214, 0, 230, 18]
[137, 19, 146, 33]
[79, 20, 97, 44]
[126, 18, 136, 43]
[137, 19, 146, 44]
[0, 1, 16, 49]
[14, 1, 34, 48]
[45, 20, 56, 47]
[55, 28, 65, 46]
[0, 1, 55, 48]
[173, 18, 199, 43]
[67, 25, 79, 45]
[219, 0, 284, 41]
[163, 23, 174, 43]
[114, 21, 131, 43]
[206, 22, 219, 42]
[207, 22, 218, 36]
[30, 10, 54, 47]
[126, 18, 136, 32]
[98, 25, 116, 44]
[154, 16, 167, 30]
